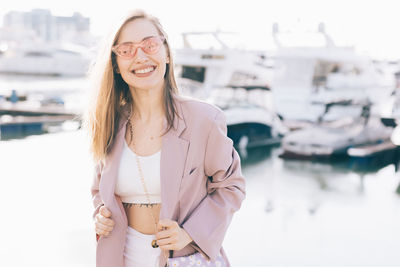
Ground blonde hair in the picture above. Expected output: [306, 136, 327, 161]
[84, 10, 179, 163]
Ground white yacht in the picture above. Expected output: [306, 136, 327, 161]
[0, 42, 92, 77]
[280, 99, 394, 159]
[173, 31, 275, 99]
[270, 23, 395, 123]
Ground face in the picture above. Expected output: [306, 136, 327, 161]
[114, 19, 169, 92]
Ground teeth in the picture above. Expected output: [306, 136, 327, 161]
[134, 66, 155, 74]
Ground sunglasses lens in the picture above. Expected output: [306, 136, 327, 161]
[142, 38, 161, 54]
[116, 44, 132, 58]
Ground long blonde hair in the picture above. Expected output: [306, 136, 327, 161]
[84, 10, 179, 163]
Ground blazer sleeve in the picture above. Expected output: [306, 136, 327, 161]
[91, 161, 104, 220]
[91, 161, 104, 242]
[181, 110, 246, 261]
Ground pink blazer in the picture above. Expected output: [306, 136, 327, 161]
[91, 95, 246, 267]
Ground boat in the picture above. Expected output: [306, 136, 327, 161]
[280, 98, 394, 159]
[173, 31, 275, 99]
[207, 85, 287, 150]
[0, 42, 93, 77]
[270, 23, 395, 123]
[347, 140, 400, 171]
[348, 111, 400, 171]
[380, 70, 400, 127]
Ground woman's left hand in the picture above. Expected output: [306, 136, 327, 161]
[156, 219, 193, 250]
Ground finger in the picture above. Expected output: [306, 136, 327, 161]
[95, 221, 113, 232]
[100, 206, 111, 218]
[157, 219, 177, 231]
[156, 236, 177, 247]
[96, 228, 110, 236]
[95, 223, 111, 236]
[156, 228, 177, 240]
[95, 225, 110, 236]
[95, 220, 113, 231]
[103, 218, 115, 227]
[96, 215, 115, 227]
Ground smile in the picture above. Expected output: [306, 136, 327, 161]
[132, 66, 156, 74]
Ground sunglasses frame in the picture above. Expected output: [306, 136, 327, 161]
[112, 35, 166, 59]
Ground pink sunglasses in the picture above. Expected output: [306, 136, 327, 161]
[112, 36, 166, 59]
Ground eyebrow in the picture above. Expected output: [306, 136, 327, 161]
[117, 35, 156, 45]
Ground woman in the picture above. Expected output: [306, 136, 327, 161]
[85, 10, 245, 267]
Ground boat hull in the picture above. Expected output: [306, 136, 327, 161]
[228, 122, 281, 149]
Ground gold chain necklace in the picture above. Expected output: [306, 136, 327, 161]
[128, 118, 159, 247]
[127, 113, 170, 265]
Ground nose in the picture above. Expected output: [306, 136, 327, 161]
[133, 47, 148, 64]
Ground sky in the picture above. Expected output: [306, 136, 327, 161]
[1, 0, 400, 60]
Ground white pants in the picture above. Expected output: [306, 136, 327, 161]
[124, 226, 162, 267]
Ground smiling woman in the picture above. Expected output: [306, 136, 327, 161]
[84, 9, 245, 267]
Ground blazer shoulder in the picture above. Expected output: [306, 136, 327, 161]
[174, 94, 223, 122]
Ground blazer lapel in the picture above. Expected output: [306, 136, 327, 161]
[160, 100, 189, 220]
[159, 129, 188, 219]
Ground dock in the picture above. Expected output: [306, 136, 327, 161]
[0, 101, 79, 116]
[0, 101, 81, 139]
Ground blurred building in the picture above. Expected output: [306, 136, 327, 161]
[2, 9, 90, 44]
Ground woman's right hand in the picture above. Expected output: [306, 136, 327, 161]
[95, 206, 115, 237]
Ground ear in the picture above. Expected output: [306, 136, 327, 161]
[166, 56, 170, 64]
[115, 67, 120, 74]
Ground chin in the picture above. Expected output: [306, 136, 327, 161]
[132, 81, 164, 92]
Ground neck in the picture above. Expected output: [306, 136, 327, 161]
[129, 85, 165, 123]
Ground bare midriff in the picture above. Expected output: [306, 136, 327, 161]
[123, 203, 162, 235]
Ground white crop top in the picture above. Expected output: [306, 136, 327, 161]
[115, 139, 161, 204]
